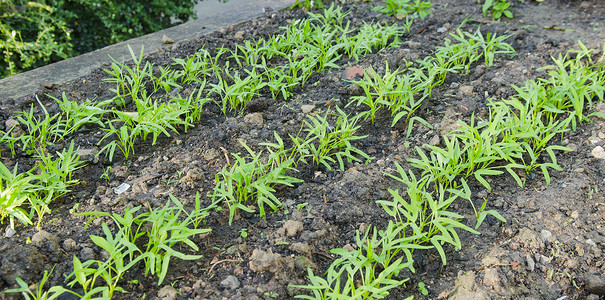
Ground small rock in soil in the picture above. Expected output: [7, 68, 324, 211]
[4, 226, 15, 238]
[482, 268, 500, 289]
[342, 66, 364, 80]
[283, 220, 304, 237]
[234, 31, 245, 41]
[161, 35, 174, 44]
[587, 274, 605, 295]
[77, 147, 99, 163]
[540, 229, 554, 243]
[5, 119, 24, 137]
[32, 230, 60, 253]
[450, 271, 488, 300]
[243, 112, 263, 125]
[514, 228, 544, 249]
[301, 104, 315, 114]
[157, 285, 178, 300]
[249, 249, 281, 273]
[459, 85, 474, 97]
[290, 242, 312, 257]
[591, 146, 605, 159]
[403, 41, 421, 49]
[346, 83, 363, 96]
[79, 247, 96, 261]
[220, 275, 241, 290]
[429, 134, 440, 146]
[246, 97, 269, 112]
[63, 238, 77, 251]
[526, 254, 535, 272]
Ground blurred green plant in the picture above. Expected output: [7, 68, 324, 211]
[1, 0, 199, 78]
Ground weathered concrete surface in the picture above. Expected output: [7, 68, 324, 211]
[0, 0, 294, 102]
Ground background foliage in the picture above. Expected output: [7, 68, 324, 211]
[0, 0, 199, 78]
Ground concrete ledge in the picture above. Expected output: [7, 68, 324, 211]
[0, 0, 294, 102]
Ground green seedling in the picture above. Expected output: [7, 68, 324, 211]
[210, 65, 267, 115]
[67, 223, 150, 298]
[169, 83, 211, 132]
[295, 106, 372, 171]
[152, 65, 181, 94]
[373, 0, 432, 20]
[349, 63, 429, 132]
[28, 141, 84, 229]
[0, 126, 19, 158]
[293, 222, 417, 299]
[418, 282, 429, 295]
[239, 228, 248, 238]
[481, 0, 513, 20]
[138, 195, 209, 285]
[471, 198, 506, 229]
[0, 161, 33, 228]
[16, 98, 68, 155]
[344, 22, 408, 62]
[3, 266, 71, 300]
[172, 48, 212, 84]
[379, 163, 480, 264]
[77, 193, 212, 285]
[50, 92, 106, 135]
[211, 141, 302, 224]
[103, 45, 153, 107]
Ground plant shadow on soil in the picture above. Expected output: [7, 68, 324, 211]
[1, 0, 605, 299]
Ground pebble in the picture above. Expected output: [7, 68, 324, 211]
[220, 275, 241, 290]
[526, 254, 535, 271]
[283, 220, 304, 237]
[483, 268, 500, 289]
[290, 242, 312, 257]
[32, 230, 60, 253]
[404, 41, 421, 49]
[437, 26, 448, 33]
[459, 85, 474, 96]
[79, 247, 96, 261]
[157, 285, 178, 300]
[249, 249, 281, 273]
[588, 136, 601, 145]
[234, 31, 245, 41]
[586, 239, 597, 247]
[301, 104, 315, 114]
[342, 66, 365, 80]
[77, 147, 99, 163]
[243, 112, 263, 125]
[540, 229, 554, 243]
[592, 146, 605, 159]
[5, 119, 24, 137]
[161, 35, 174, 44]
[62, 238, 77, 251]
[4, 226, 16, 238]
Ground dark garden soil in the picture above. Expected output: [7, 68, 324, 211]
[1, 0, 605, 299]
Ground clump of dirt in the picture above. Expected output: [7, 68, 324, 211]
[1, 0, 605, 299]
